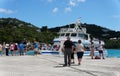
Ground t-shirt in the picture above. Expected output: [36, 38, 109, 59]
[5, 44, 9, 49]
[10, 44, 14, 50]
[14, 44, 18, 50]
[33, 42, 39, 49]
[64, 40, 73, 49]
[76, 43, 84, 52]
[98, 44, 103, 50]
[18, 43, 24, 51]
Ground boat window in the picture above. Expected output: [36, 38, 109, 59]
[71, 33, 77, 37]
[60, 33, 65, 36]
[85, 35, 88, 40]
[53, 41, 60, 43]
[78, 34, 84, 38]
[66, 33, 70, 36]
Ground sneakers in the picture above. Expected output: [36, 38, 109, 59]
[63, 64, 71, 67]
[68, 63, 71, 67]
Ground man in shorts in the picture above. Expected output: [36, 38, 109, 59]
[33, 40, 39, 56]
[98, 41, 105, 59]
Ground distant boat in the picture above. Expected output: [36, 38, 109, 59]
[41, 18, 108, 56]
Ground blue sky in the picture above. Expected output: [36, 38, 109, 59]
[0, 0, 120, 31]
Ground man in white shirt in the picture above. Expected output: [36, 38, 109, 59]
[98, 41, 105, 59]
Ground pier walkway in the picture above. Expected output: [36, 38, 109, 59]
[0, 55, 120, 76]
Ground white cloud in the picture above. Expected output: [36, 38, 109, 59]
[77, 0, 86, 3]
[0, 8, 14, 14]
[52, 7, 58, 13]
[50, 0, 86, 13]
[65, 7, 72, 12]
[69, 0, 76, 7]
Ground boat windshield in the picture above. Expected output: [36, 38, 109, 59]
[78, 34, 84, 39]
[65, 33, 70, 36]
[71, 33, 77, 37]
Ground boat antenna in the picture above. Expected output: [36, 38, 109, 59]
[78, 17, 81, 23]
[74, 17, 81, 30]
[76, 17, 86, 34]
[77, 17, 81, 28]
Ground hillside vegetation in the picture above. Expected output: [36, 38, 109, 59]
[0, 18, 120, 49]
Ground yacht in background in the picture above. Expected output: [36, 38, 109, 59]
[41, 18, 108, 56]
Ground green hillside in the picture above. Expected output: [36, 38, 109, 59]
[0, 18, 120, 48]
[0, 18, 40, 42]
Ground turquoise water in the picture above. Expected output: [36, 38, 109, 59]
[107, 49, 120, 58]
[26, 49, 120, 58]
[1, 49, 120, 58]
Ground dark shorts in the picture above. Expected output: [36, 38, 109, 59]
[77, 52, 84, 58]
[71, 52, 74, 59]
[99, 50, 103, 53]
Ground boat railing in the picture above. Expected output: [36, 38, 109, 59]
[59, 27, 86, 34]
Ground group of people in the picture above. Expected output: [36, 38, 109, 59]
[62, 36, 105, 67]
[62, 36, 85, 67]
[0, 42, 24, 56]
[0, 37, 105, 67]
[0, 39, 40, 56]
[90, 41, 105, 59]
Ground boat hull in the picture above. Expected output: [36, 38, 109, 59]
[40, 50, 108, 57]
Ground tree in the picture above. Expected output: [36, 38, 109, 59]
[41, 26, 48, 32]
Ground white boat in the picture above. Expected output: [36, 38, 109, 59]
[41, 18, 108, 56]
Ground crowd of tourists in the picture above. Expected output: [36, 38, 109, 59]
[0, 39, 53, 56]
[0, 37, 105, 67]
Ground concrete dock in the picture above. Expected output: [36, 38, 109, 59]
[0, 55, 120, 76]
